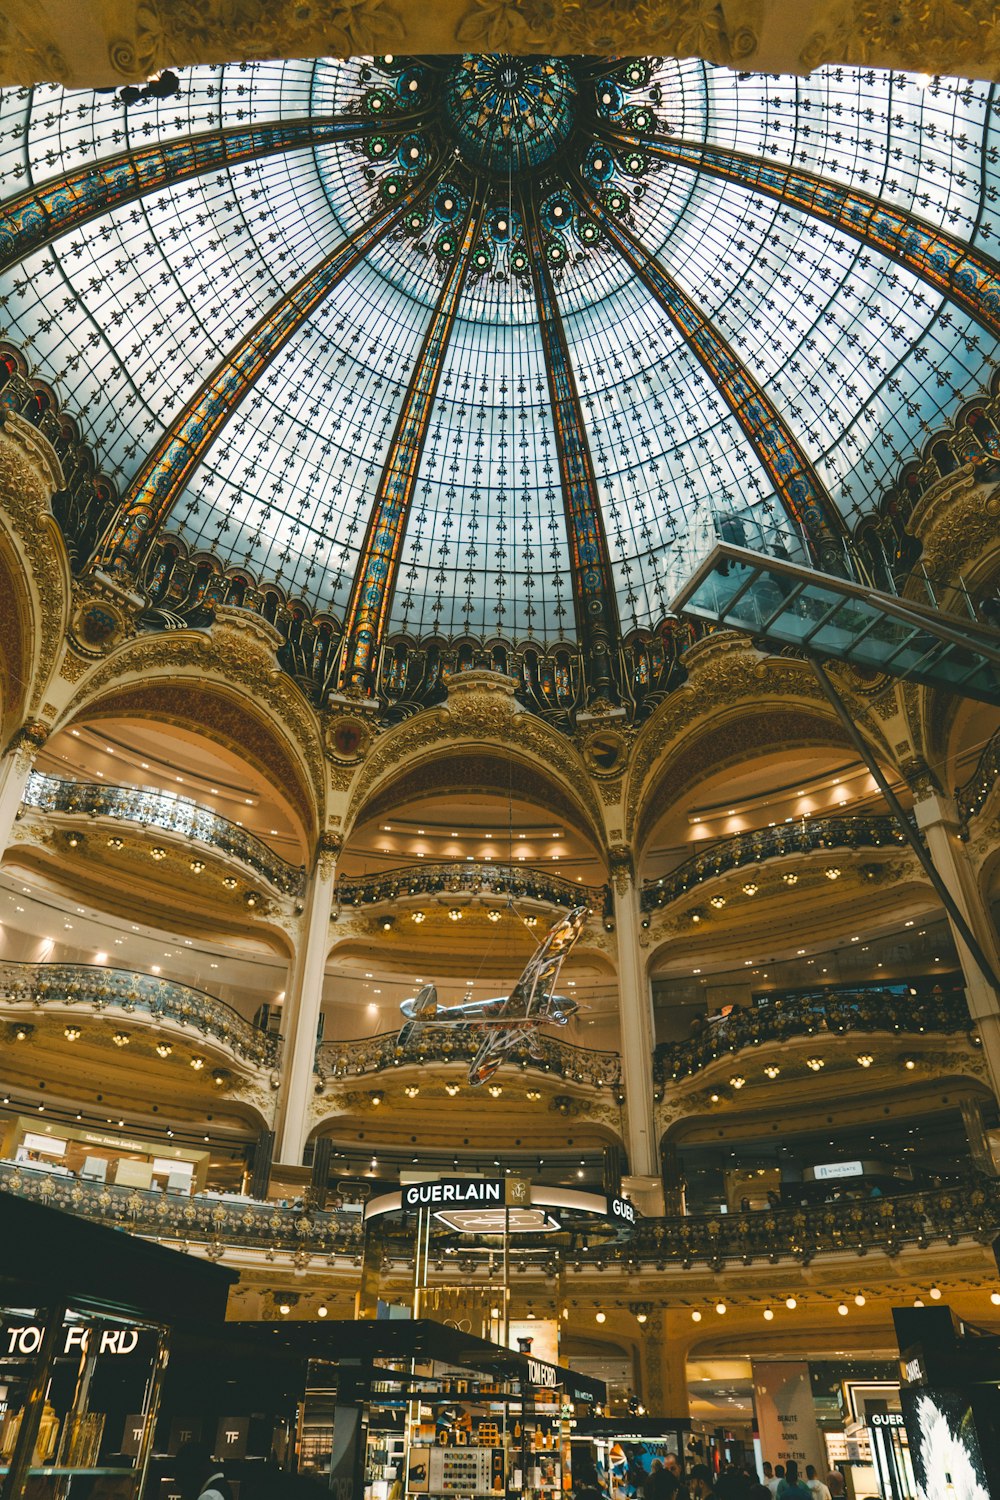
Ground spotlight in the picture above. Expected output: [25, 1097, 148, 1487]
[903, 1057, 917, 1070]
[635, 1312, 647, 1324]
[211, 1070, 227, 1087]
[370, 1091, 383, 1106]
[278, 1302, 291, 1316]
[380, 916, 393, 931]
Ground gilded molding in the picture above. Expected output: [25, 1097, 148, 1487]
[0, 418, 72, 725]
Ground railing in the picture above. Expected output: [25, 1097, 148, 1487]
[956, 727, 1000, 829]
[0, 1163, 361, 1253]
[3, 1164, 992, 1268]
[317, 1027, 622, 1088]
[641, 814, 909, 910]
[653, 986, 973, 1082]
[0, 960, 279, 1068]
[22, 771, 305, 897]
[628, 1180, 1000, 1267]
[336, 862, 604, 912]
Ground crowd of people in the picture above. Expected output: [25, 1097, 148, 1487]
[575, 1454, 848, 1500]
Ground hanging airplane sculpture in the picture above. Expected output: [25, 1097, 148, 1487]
[398, 905, 589, 1086]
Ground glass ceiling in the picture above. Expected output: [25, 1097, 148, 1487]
[0, 58, 997, 646]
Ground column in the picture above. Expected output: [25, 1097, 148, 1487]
[638, 1310, 691, 1418]
[611, 852, 663, 1213]
[0, 722, 46, 853]
[275, 832, 338, 1165]
[914, 791, 1000, 1102]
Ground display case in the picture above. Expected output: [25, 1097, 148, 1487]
[0, 1305, 166, 1499]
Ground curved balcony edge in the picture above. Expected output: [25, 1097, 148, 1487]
[641, 814, 910, 911]
[21, 771, 305, 898]
[0, 960, 280, 1069]
[653, 987, 975, 1082]
[1, 1164, 995, 1269]
[335, 862, 605, 914]
[316, 1027, 623, 1090]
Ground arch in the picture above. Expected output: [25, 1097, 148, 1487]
[345, 676, 607, 855]
[55, 623, 325, 848]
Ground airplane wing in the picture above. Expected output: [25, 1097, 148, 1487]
[502, 905, 588, 1017]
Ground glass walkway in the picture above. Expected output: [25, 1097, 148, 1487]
[669, 545, 1000, 706]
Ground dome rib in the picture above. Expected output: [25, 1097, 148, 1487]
[606, 125, 1000, 338]
[0, 111, 411, 275]
[573, 174, 846, 567]
[521, 187, 621, 703]
[97, 163, 439, 574]
[339, 191, 486, 692]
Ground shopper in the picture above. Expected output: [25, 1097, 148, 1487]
[765, 1466, 784, 1498]
[196, 1462, 233, 1500]
[688, 1465, 715, 1499]
[804, 1467, 831, 1500]
[825, 1473, 845, 1499]
[775, 1462, 811, 1500]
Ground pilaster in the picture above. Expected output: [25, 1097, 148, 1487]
[638, 1310, 692, 1418]
[915, 791, 1000, 1102]
[275, 832, 339, 1165]
[0, 722, 46, 853]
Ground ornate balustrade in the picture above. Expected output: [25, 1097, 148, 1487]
[641, 814, 909, 910]
[336, 862, 603, 912]
[317, 1026, 622, 1089]
[0, 1162, 361, 1254]
[654, 986, 972, 1082]
[956, 727, 1000, 830]
[3, 1163, 991, 1269]
[0, 960, 279, 1068]
[628, 1180, 1000, 1267]
[22, 771, 305, 897]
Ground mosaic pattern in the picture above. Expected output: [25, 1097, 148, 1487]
[0, 58, 999, 654]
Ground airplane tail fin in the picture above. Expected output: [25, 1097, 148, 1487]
[410, 983, 438, 1019]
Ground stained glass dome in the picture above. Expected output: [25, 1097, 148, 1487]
[0, 56, 998, 672]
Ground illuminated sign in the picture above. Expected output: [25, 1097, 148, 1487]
[813, 1161, 864, 1180]
[6, 1324, 141, 1356]
[527, 1358, 558, 1389]
[402, 1179, 505, 1210]
[868, 1413, 905, 1428]
[609, 1195, 636, 1226]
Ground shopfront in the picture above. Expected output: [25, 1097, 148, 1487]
[0, 1188, 234, 1500]
[1, 1117, 210, 1193]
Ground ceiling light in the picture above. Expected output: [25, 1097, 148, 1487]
[278, 1302, 291, 1315]
[318, 1305, 328, 1317]
[404, 1085, 420, 1098]
[742, 882, 758, 896]
[838, 1303, 849, 1316]
[222, 876, 238, 890]
[854, 1293, 866, 1307]
[930, 1287, 941, 1300]
[112, 1031, 129, 1047]
[635, 1312, 647, 1324]
[526, 1089, 541, 1101]
[487, 910, 502, 923]
[825, 867, 841, 880]
[370, 1091, 383, 1106]
[190, 859, 205, 873]
[156, 1042, 172, 1058]
[763, 1065, 780, 1079]
[411, 910, 425, 924]
[785, 1297, 797, 1310]
[595, 1311, 606, 1324]
[913, 1298, 924, 1308]
[763, 1307, 774, 1320]
[857, 1054, 874, 1068]
[63, 1024, 81, 1041]
[904, 1057, 916, 1069]
[107, 836, 123, 850]
[487, 1084, 503, 1097]
[715, 1302, 727, 1315]
[805, 1057, 825, 1071]
[444, 1084, 460, 1096]
[781, 873, 798, 885]
[189, 1055, 205, 1070]
[150, 846, 166, 861]
[729, 1075, 746, 1090]
[709, 895, 726, 909]
[448, 908, 462, 921]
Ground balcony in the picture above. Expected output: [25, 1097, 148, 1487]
[654, 985, 972, 1083]
[336, 861, 603, 914]
[0, 960, 279, 1068]
[0, 1161, 360, 1253]
[22, 771, 305, 897]
[1, 1161, 994, 1270]
[641, 813, 908, 911]
[317, 1027, 622, 1090]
